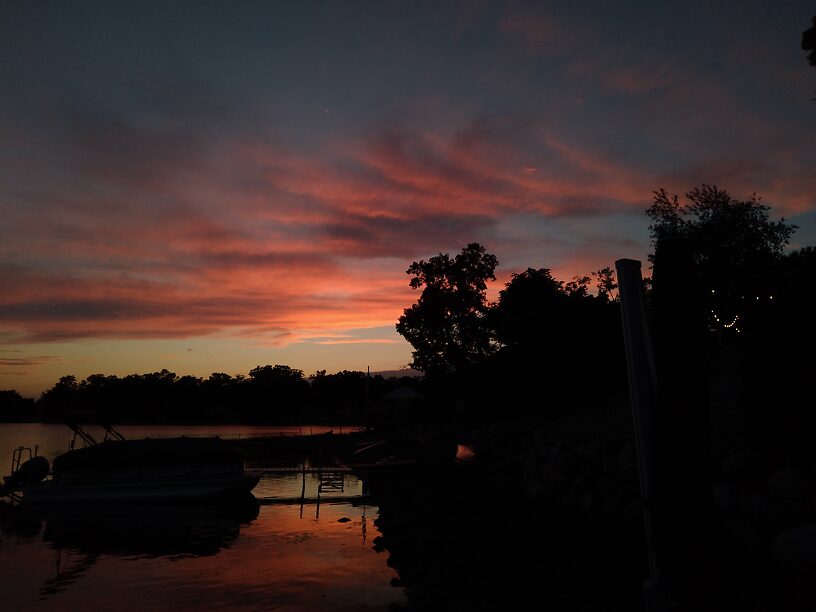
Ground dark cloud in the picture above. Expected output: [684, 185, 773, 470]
[322, 212, 497, 257]
[0, 355, 61, 367]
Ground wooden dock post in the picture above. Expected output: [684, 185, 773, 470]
[615, 258, 666, 612]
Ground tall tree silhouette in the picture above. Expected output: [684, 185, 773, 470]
[396, 243, 498, 375]
[490, 267, 566, 350]
[488, 267, 625, 410]
[647, 185, 795, 340]
[803, 16, 816, 67]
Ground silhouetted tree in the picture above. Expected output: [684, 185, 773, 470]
[490, 268, 565, 349]
[647, 185, 795, 341]
[38, 375, 80, 421]
[28, 365, 424, 424]
[396, 243, 498, 375]
[803, 16, 816, 67]
[309, 369, 366, 415]
[564, 275, 592, 298]
[742, 246, 816, 455]
[593, 266, 618, 302]
[484, 266, 625, 416]
[246, 364, 310, 420]
[0, 389, 36, 422]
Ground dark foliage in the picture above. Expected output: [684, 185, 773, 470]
[8, 368, 423, 424]
[647, 185, 795, 344]
[0, 389, 36, 422]
[482, 267, 625, 416]
[742, 246, 816, 455]
[396, 246, 627, 420]
[804, 16, 816, 67]
[396, 243, 498, 376]
[646, 185, 816, 462]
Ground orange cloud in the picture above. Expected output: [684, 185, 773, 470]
[1, 112, 811, 351]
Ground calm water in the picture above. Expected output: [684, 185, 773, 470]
[0, 424, 404, 611]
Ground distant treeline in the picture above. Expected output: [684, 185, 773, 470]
[0, 368, 422, 424]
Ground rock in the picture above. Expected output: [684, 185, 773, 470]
[571, 475, 591, 497]
[538, 461, 561, 487]
[735, 467, 770, 496]
[528, 447, 550, 466]
[372, 535, 386, 552]
[555, 448, 579, 471]
[601, 489, 626, 520]
[618, 445, 636, 468]
[738, 493, 770, 520]
[722, 451, 761, 481]
[601, 452, 620, 475]
[337, 517, 351, 523]
[765, 500, 812, 526]
[560, 492, 578, 511]
[712, 482, 737, 515]
[525, 481, 554, 504]
[545, 444, 563, 462]
[767, 467, 811, 501]
[724, 517, 771, 557]
[619, 464, 641, 497]
[593, 474, 618, 498]
[577, 441, 600, 457]
[772, 524, 816, 572]
[579, 491, 594, 518]
[619, 498, 643, 522]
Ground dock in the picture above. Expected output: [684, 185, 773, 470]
[247, 466, 353, 476]
[256, 494, 370, 505]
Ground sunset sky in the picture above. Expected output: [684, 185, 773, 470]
[2, 1, 815, 396]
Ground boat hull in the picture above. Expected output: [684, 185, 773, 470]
[21, 473, 261, 503]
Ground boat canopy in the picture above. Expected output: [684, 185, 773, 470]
[53, 437, 244, 472]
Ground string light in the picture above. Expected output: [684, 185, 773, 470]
[710, 310, 740, 333]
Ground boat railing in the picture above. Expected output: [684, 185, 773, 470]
[2, 445, 41, 501]
[101, 423, 126, 442]
[9, 445, 38, 478]
[67, 422, 98, 450]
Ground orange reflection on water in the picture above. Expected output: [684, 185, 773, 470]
[163, 504, 399, 611]
[455, 443, 476, 463]
[0, 474, 403, 611]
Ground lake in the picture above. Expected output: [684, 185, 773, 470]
[0, 423, 405, 611]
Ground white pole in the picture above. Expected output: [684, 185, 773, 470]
[615, 258, 666, 612]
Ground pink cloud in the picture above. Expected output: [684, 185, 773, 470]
[2, 109, 812, 350]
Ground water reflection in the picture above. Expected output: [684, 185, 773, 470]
[43, 549, 97, 597]
[0, 468, 404, 610]
[53, 496, 255, 557]
[2, 496, 259, 596]
[2, 497, 258, 555]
